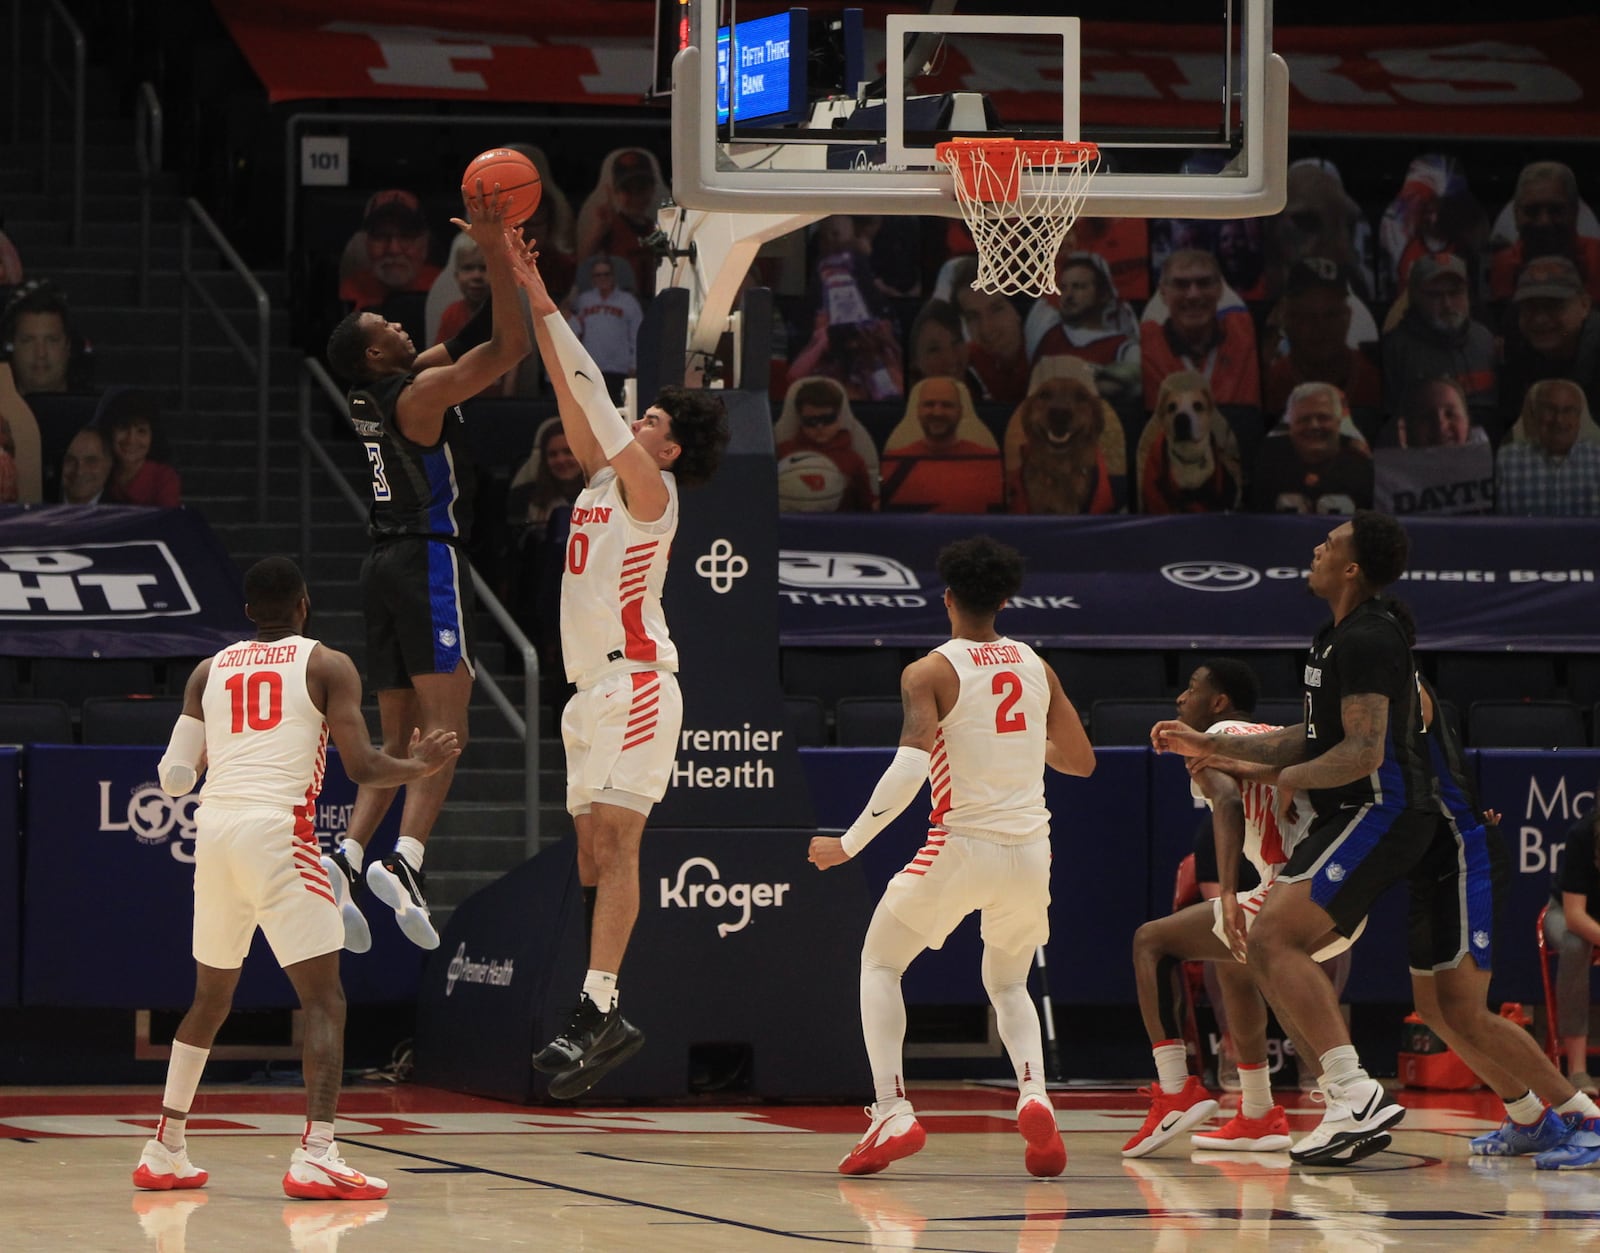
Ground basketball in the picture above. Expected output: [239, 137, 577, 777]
[777, 450, 847, 513]
[460, 149, 542, 226]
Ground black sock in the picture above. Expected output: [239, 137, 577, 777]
[582, 885, 597, 947]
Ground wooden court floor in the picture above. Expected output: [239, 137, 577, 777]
[3, 1082, 1599, 1251]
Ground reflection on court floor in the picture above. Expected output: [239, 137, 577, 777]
[4, 1083, 1599, 1252]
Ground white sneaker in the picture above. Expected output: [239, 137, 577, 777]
[321, 854, 371, 955]
[1289, 1077, 1404, 1165]
[365, 856, 439, 950]
[838, 1101, 926, 1176]
[282, 1142, 389, 1201]
[132, 1138, 209, 1191]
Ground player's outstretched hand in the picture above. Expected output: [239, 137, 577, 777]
[409, 727, 463, 775]
[505, 230, 557, 316]
[808, 835, 849, 870]
[1484, 808, 1502, 828]
[1150, 719, 1207, 756]
[451, 181, 511, 252]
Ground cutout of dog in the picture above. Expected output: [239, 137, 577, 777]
[1137, 370, 1243, 513]
[1002, 357, 1126, 514]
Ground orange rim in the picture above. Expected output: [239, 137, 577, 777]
[935, 139, 1099, 202]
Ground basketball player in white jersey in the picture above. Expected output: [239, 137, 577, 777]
[1125, 659, 1365, 1158]
[509, 238, 729, 1098]
[809, 536, 1095, 1177]
[132, 557, 459, 1199]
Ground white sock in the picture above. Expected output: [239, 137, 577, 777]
[339, 838, 364, 874]
[1319, 1045, 1367, 1091]
[156, 1115, 186, 1152]
[161, 1041, 209, 1134]
[394, 836, 425, 872]
[301, 1120, 335, 1156]
[1505, 1090, 1546, 1125]
[983, 945, 1048, 1103]
[582, 969, 618, 1013]
[1238, 1062, 1273, 1119]
[1557, 1092, 1600, 1120]
[1153, 1041, 1190, 1093]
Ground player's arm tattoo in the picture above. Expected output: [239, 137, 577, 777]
[1201, 724, 1306, 767]
[897, 665, 941, 753]
[1284, 693, 1388, 790]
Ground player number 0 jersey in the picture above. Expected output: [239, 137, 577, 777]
[199, 635, 329, 812]
[560, 467, 680, 689]
[927, 637, 1051, 841]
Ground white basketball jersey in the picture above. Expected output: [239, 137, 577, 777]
[927, 637, 1051, 841]
[199, 636, 329, 816]
[560, 467, 679, 689]
[1190, 717, 1312, 877]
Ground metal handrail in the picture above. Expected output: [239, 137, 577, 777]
[134, 82, 164, 308]
[40, 0, 86, 245]
[299, 358, 542, 856]
[178, 199, 271, 523]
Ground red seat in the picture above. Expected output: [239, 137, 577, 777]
[1173, 854, 1209, 1061]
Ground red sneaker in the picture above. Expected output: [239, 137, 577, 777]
[132, 1139, 209, 1191]
[838, 1103, 926, 1176]
[1121, 1076, 1219, 1158]
[1017, 1095, 1066, 1178]
[1191, 1104, 1292, 1152]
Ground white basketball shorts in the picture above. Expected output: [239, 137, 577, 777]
[880, 829, 1051, 956]
[1211, 872, 1367, 962]
[562, 668, 683, 817]
[192, 803, 343, 970]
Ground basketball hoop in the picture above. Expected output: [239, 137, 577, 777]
[936, 138, 1101, 297]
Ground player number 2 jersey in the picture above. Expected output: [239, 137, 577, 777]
[927, 638, 1050, 841]
[560, 467, 679, 688]
[199, 636, 329, 814]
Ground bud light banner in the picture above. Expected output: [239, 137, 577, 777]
[657, 393, 814, 828]
[778, 514, 1600, 651]
[22, 746, 410, 1008]
[0, 749, 18, 1007]
[0, 505, 251, 658]
[1478, 751, 1600, 1006]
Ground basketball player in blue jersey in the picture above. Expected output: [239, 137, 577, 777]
[322, 186, 531, 951]
[506, 232, 729, 1099]
[1154, 511, 1434, 1165]
[1386, 600, 1600, 1166]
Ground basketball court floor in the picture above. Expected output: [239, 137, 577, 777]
[4, 1082, 1598, 1251]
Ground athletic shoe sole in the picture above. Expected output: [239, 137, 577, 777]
[132, 1165, 208, 1191]
[366, 862, 439, 950]
[321, 855, 372, 955]
[282, 1173, 389, 1201]
[1192, 1130, 1293, 1152]
[1290, 1104, 1405, 1166]
[546, 1024, 647, 1100]
[1018, 1101, 1067, 1178]
[839, 1121, 927, 1176]
[1122, 1098, 1220, 1159]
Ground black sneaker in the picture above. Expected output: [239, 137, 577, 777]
[365, 855, 439, 950]
[533, 996, 645, 1099]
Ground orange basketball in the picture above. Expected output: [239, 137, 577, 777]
[460, 149, 542, 226]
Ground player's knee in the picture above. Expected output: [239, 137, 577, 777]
[1132, 919, 1167, 962]
[301, 984, 347, 1029]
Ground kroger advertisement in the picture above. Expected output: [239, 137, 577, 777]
[778, 514, 1600, 651]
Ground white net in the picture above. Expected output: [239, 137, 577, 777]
[938, 141, 1101, 297]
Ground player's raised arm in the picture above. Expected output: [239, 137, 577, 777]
[508, 237, 671, 518]
[310, 645, 461, 787]
[1042, 663, 1094, 776]
[396, 187, 530, 441]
